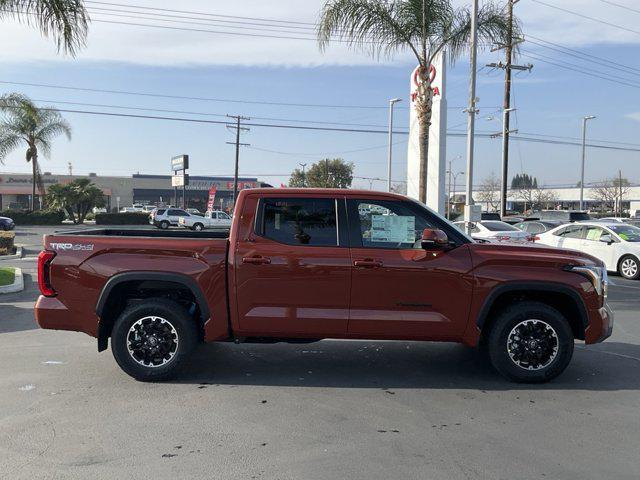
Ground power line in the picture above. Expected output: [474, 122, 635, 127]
[531, 0, 640, 36]
[519, 51, 640, 90]
[3, 103, 639, 153]
[525, 38, 640, 78]
[596, 0, 640, 15]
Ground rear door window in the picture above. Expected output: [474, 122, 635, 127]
[555, 225, 584, 239]
[259, 198, 338, 247]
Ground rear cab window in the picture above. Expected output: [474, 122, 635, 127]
[257, 197, 340, 247]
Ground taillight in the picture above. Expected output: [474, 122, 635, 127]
[38, 250, 56, 297]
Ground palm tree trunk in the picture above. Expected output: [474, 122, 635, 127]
[31, 156, 37, 211]
[416, 77, 434, 204]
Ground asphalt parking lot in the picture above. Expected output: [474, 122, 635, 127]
[1, 226, 639, 479]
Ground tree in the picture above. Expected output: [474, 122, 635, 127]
[289, 158, 354, 188]
[0, 0, 89, 55]
[0, 93, 72, 210]
[514, 184, 557, 212]
[46, 178, 104, 224]
[592, 177, 630, 213]
[318, 0, 513, 203]
[511, 173, 537, 189]
[476, 172, 500, 212]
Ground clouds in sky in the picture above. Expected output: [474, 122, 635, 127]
[0, 0, 638, 67]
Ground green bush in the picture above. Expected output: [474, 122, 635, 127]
[0, 231, 15, 254]
[0, 210, 65, 225]
[95, 212, 150, 225]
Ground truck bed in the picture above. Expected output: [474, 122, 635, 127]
[55, 228, 229, 239]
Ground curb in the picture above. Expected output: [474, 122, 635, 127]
[0, 246, 24, 261]
[0, 267, 24, 294]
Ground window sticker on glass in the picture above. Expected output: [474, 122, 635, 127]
[586, 228, 602, 241]
[370, 215, 415, 243]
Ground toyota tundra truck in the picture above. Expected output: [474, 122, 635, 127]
[35, 189, 613, 383]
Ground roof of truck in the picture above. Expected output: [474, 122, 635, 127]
[239, 188, 409, 200]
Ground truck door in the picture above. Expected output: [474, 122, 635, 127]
[234, 196, 350, 337]
[346, 198, 474, 339]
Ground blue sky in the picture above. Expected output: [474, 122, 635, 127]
[0, 0, 639, 190]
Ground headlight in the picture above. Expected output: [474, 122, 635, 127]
[565, 265, 607, 298]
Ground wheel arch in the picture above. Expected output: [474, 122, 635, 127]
[476, 282, 588, 343]
[96, 272, 211, 352]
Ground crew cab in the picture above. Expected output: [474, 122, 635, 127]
[35, 189, 613, 383]
[179, 210, 232, 231]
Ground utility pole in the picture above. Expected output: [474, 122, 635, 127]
[299, 163, 307, 187]
[464, 0, 479, 235]
[486, 0, 532, 217]
[226, 115, 250, 209]
[325, 159, 330, 187]
[579, 115, 596, 211]
[618, 169, 623, 217]
[68, 161, 73, 176]
[387, 98, 402, 192]
[447, 160, 452, 218]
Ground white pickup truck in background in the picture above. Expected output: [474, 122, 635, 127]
[179, 210, 232, 231]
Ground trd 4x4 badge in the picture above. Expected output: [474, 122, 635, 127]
[50, 243, 94, 251]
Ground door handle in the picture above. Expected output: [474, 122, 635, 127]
[353, 259, 383, 268]
[242, 256, 271, 265]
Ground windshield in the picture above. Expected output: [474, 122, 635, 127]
[609, 225, 640, 242]
[482, 221, 519, 232]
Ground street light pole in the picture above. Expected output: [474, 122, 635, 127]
[579, 115, 596, 211]
[464, 0, 479, 235]
[500, 107, 516, 217]
[387, 98, 402, 192]
[299, 163, 307, 187]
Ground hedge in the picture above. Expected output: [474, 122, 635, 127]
[0, 210, 65, 225]
[0, 231, 15, 255]
[95, 212, 150, 225]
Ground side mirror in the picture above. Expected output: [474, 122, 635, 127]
[421, 228, 449, 249]
[600, 234, 613, 244]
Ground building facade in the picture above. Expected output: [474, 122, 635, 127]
[0, 172, 268, 211]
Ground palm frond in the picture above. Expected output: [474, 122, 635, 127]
[0, 131, 23, 164]
[318, 0, 422, 62]
[0, 0, 89, 55]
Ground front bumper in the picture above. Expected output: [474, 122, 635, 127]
[585, 301, 614, 344]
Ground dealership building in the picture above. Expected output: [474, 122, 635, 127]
[0, 172, 268, 211]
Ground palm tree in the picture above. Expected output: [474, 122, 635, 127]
[318, 0, 516, 203]
[0, 0, 89, 55]
[0, 93, 72, 210]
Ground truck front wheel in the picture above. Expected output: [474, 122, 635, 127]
[487, 301, 574, 383]
[111, 299, 197, 381]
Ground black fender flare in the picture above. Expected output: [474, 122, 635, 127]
[96, 271, 211, 351]
[475, 281, 589, 330]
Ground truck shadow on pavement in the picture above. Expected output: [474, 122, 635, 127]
[176, 340, 640, 391]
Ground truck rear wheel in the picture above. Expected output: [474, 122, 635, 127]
[487, 301, 574, 383]
[192, 223, 204, 231]
[111, 299, 197, 381]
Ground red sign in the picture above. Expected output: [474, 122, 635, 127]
[206, 185, 217, 211]
[410, 64, 440, 102]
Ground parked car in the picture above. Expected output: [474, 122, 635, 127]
[35, 188, 613, 384]
[0, 216, 15, 231]
[537, 221, 640, 279]
[501, 216, 525, 225]
[142, 205, 157, 213]
[179, 210, 232, 231]
[120, 207, 139, 213]
[597, 217, 625, 223]
[514, 220, 564, 237]
[92, 207, 107, 214]
[454, 220, 532, 244]
[149, 208, 193, 229]
[539, 210, 591, 222]
[186, 208, 203, 216]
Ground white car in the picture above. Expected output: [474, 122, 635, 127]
[179, 210, 232, 231]
[536, 221, 640, 279]
[454, 220, 532, 244]
[150, 207, 194, 229]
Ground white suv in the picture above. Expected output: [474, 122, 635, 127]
[149, 208, 192, 229]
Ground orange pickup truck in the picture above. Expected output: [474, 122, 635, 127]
[36, 189, 613, 383]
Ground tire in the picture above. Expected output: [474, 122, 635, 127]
[193, 223, 204, 231]
[618, 255, 640, 280]
[159, 220, 169, 230]
[487, 301, 574, 383]
[111, 299, 198, 381]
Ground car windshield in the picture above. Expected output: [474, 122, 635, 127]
[482, 221, 519, 232]
[609, 225, 640, 242]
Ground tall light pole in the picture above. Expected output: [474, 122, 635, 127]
[500, 107, 516, 217]
[464, 0, 479, 235]
[446, 160, 464, 219]
[387, 98, 402, 192]
[299, 163, 307, 187]
[579, 115, 596, 211]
